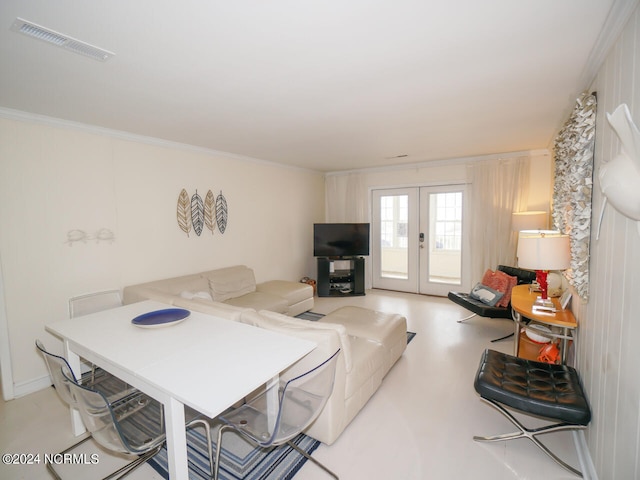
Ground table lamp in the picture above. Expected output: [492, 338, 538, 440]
[516, 230, 570, 308]
[511, 211, 548, 232]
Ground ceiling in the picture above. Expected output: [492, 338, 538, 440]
[0, 1, 625, 172]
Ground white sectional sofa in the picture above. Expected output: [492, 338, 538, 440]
[123, 265, 314, 316]
[122, 266, 408, 445]
[238, 306, 407, 445]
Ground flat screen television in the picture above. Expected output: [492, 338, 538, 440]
[313, 223, 370, 257]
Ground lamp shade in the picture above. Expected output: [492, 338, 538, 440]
[511, 211, 548, 231]
[517, 230, 571, 270]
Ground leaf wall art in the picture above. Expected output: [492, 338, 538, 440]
[204, 190, 216, 235]
[191, 190, 204, 236]
[216, 190, 228, 234]
[177, 189, 191, 237]
[177, 188, 229, 237]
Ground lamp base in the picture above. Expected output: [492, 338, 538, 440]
[535, 270, 550, 300]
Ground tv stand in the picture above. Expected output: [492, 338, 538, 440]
[316, 257, 365, 297]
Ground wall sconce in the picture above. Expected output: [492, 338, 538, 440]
[66, 228, 115, 246]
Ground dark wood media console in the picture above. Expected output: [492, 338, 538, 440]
[316, 257, 365, 297]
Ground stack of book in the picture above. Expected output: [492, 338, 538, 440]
[532, 297, 556, 314]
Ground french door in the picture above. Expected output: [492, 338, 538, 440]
[371, 185, 469, 296]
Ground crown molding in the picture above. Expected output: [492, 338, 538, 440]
[578, 0, 640, 90]
[0, 107, 321, 175]
[0, 106, 551, 177]
[325, 149, 550, 177]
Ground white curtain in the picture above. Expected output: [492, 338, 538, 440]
[325, 173, 367, 222]
[467, 156, 531, 282]
[324, 172, 370, 287]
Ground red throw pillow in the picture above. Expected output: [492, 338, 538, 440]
[480, 269, 517, 307]
[481, 269, 495, 287]
[493, 270, 517, 307]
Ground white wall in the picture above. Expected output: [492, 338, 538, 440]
[574, 5, 640, 478]
[0, 115, 325, 396]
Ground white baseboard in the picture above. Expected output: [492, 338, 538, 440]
[12, 374, 52, 399]
[574, 430, 598, 480]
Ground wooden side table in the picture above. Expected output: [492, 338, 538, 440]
[510, 284, 578, 364]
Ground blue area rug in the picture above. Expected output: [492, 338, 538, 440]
[297, 311, 417, 344]
[148, 422, 320, 480]
[295, 311, 326, 321]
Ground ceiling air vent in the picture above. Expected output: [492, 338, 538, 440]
[10, 17, 115, 62]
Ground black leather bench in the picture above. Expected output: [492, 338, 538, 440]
[473, 349, 591, 477]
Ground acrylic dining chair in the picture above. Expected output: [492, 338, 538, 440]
[68, 289, 123, 318]
[68, 289, 123, 382]
[36, 339, 133, 401]
[212, 349, 341, 480]
[36, 339, 139, 479]
[62, 366, 211, 479]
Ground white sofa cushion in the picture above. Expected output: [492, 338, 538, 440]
[239, 310, 345, 376]
[257, 310, 353, 374]
[321, 306, 405, 344]
[234, 306, 405, 445]
[207, 265, 256, 302]
[225, 292, 288, 313]
[238, 310, 352, 374]
[162, 275, 209, 295]
[171, 297, 248, 321]
[179, 290, 213, 300]
[122, 286, 178, 305]
[344, 336, 384, 398]
[257, 280, 313, 305]
[321, 305, 407, 375]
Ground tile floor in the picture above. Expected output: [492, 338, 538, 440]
[0, 290, 582, 479]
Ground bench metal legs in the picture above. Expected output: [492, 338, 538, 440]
[489, 332, 513, 343]
[456, 312, 513, 342]
[474, 397, 586, 477]
[456, 312, 477, 323]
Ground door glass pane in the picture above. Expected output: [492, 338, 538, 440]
[380, 194, 408, 279]
[428, 192, 462, 284]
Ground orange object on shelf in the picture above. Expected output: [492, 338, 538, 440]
[537, 343, 561, 364]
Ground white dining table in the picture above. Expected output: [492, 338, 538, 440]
[45, 300, 316, 480]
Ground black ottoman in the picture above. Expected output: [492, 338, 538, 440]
[473, 349, 591, 477]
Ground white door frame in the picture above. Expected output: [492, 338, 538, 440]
[371, 188, 419, 293]
[418, 185, 469, 296]
[371, 183, 469, 296]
